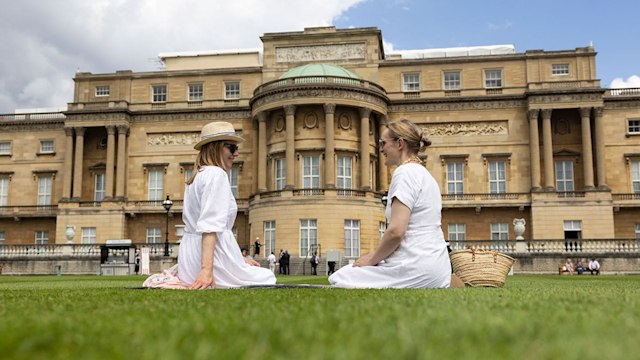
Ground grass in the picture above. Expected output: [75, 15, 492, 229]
[1, 275, 639, 360]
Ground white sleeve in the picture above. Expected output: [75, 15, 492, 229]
[195, 167, 231, 233]
[388, 166, 419, 210]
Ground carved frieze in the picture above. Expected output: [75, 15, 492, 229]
[390, 100, 526, 113]
[0, 121, 63, 132]
[528, 93, 602, 104]
[134, 111, 251, 122]
[147, 132, 200, 146]
[604, 100, 640, 109]
[276, 43, 366, 63]
[422, 121, 508, 137]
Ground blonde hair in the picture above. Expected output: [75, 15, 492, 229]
[186, 141, 227, 185]
[386, 119, 431, 154]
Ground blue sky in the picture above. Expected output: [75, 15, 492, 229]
[1, 0, 638, 113]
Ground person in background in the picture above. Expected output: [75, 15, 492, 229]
[575, 258, 585, 275]
[267, 251, 277, 274]
[329, 119, 451, 288]
[588, 258, 601, 275]
[254, 237, 261, 257]
[177, 121, 276, 289]
[310, 252, 319, 275]
[563, 258, 574, 275]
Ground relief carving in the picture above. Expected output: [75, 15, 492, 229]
[276, 43, 366, 62]
[390, 100, 525, 112]
[147, 132, 200, 146]
[422, 121, 508, 136]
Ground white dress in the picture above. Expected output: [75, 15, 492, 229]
[178, 166, 276, 288]
[329, 163, 451, 288]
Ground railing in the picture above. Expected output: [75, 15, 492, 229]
[0, 205, 58, 217]
[293, 188, 325, 196]
[449, 239, 639, 254]
[612, 193, 640, 201]
[337, 189, 367, 197]
[608, 88, 640, 96]
[442, 193, 529, 201]
[0, 243, 176, 257]
[0, 112, 66, 121]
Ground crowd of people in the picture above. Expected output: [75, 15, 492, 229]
[561, 258, 601, 275]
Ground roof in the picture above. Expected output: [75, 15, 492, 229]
[279, 63, 360, 79]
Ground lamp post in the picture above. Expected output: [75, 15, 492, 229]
[162, 195, 173, 256]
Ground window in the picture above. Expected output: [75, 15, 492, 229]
[39, 140, 54, 153]
[264, 221, 276, 256]
[152, 85, 167, 103]
[0, 231, 4, 245]
[337, 157, 352, 189]
[448, 224, 466, 241]
[0, 176, 8, 206]
[37, 175, 53, 206]
[484, 69, 502, 88]
[94, 173, 105, 201]
[0, 141, 10, 155]
[629, 120, 640, 134]
[444, 71, 461, 90]
[379, 221, 386, 240]
[275, 158, 286, 191]
[552, 64, 570, 76]
[632, 160, 640, 193]
[184, 166, 193, 183]
[447, 162, 464, 194]
[81, 227, 96, 244]
[148, 169, 163, 201]
[403, 73, 420, 92]
[302, 156, 320, 189]
[344, 219, 360, 258]
[490, 223, 508, 241]
[635, 224, 640, 240]
[489, 160, 507, 193]
[300, 219, 317, 257]
[556, 160, 574, 191]
[95, 86, 110, 97]
[188, 83, 203, 102]
[225, 82, 240, 99]
[35, 231, 48, 245]
[564, 220, 582, 241]
[229, 166, 238, 197]
[146, 227, 162, 243]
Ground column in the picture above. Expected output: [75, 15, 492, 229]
[62, 127, 74, 199]
[105, 126, 116, 198]
[378, 116, 388, 192]
[579, 107, 595, 190]
[115, 125, 128, 199]
[359, 108, 371, 190]
[257, 112, 267, 192]
[323, 103, 336, 189]
[72, 127, 85, 199]
[541, 109, 554, 191]
[252, 119, 259, 193]
[284, 105, 296, 189]
[594, 107, 608, 189]
[528, 109, 541, 191]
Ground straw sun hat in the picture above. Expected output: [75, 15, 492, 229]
[194, 121, 244, 150]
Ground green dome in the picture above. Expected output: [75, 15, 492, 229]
[279, 64, 360, 79]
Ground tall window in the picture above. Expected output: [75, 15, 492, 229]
[552, 64, 570, 76]
[344, 220, 360, 258]
[556, 160, 574, 191]
[632, 160, 640, 193]
[447, 162, 464, 194]
[302, 156, 320, 188]
[188, 83, 203, 102]
[484, 69, 503, 88]
[229, 166, 238, 197]
[147, 227, 162, 243]
[0, 231, 4, 245]
[490, 223, 508, 241]
[337, 156, 352, 189]
[489, 160, 507, 193]
[403, 73, 420, 92]
[35, 231, 48, 245]
[300, 219, 317, 257]
[94, 173, 105, 201]
[0, 141, 10, 155]
[148, 169, 163, 201]
[95, 86, 110, 97]
[184, 167, 193, 183]
[225, 82, 240, 99]
[39, 140, 54, 153]
[448, 224, 466, 241]
[264, 221, 276, 256]
[0, 176, 8, 206]
[152, 85, 167, 103]
[275, 158, 286, 191]
[444, 71, 461, 90]
[379, 221, 386, 240]
[629, 120, 640, 134]
[37, 175, 52, 206]
[81, 227, 96, 244]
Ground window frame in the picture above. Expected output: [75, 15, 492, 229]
[344, 219, 361, 258]
[0, 231, 5, 245]
[555, 160, 575, 192]
[446, 161, 464, 195]
[229, 166, 238, 197]
[81, 227, 96, 244]
[35, 231, 49, 245]
[488, 160, 507, 194]
[0, 141, 11, 155]
[631, 160, 640, 193]
[224, 81, 240, 100]
[448, 223, 466, 241]
[147, 168, 164, 201]
[94, 172, 105, 201]
[0, 175, 8, 206]
[264, 220, 276, 256]
[37, 174, 53, 206]
[299, 219, 318, 257]
[151, 84, 167, 103]
[275, 158, 286, 191]
[443, 71, 461, 90]
[146, 227, 162, 244]
[402, 73, 420, 92]
[484, 69, 503, 88]
[302, 155, 320, 189]
[188, 83, 204, 102]
[95, 85, 110, 97]
[628, 119, 640, 134]
[337, 156, 353, 189]
[39, 139, 55, 154]
[490, 223, 509, 241]
[551, 64, 570, 76]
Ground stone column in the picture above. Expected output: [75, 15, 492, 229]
[359, 108, 372, 190]
[115, 125, 128, 199]
[378, 116, 389, 192]
[594, 107, 608, 189]
[105, 126, 116, 198]
[323, 103, 336, 189]
[257, 112, 267, 192]
[284, 105, 296, 189]
[528, 109, 541, 191]
[72, 127, 85, 199]
[252, 119, 259, 193]
[579, 107, 595, 190]
[541, 109, 555, 191]
[62, 127, 74, 199]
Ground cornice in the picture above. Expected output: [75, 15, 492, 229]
[133, 110, 252, 122]
[389, 98, 526, 112]
[603, 99, 640, 109]
[0, 119, 64, 132]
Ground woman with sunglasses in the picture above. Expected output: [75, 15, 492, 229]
[329, 119, 451, 288]
[179, 121, 276, 289]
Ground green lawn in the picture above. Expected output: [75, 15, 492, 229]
[1, 275, 638, 360]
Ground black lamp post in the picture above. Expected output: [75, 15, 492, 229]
[162, 195, 173, 256]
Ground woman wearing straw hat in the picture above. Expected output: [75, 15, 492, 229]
[179, 121, 276, 289]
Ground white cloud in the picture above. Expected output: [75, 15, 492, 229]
[609, 75, 640, 88]
[0, 0, 365, 113]
[488, 20, 513, 30]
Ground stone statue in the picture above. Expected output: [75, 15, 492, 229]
[513, 218, 526, 241]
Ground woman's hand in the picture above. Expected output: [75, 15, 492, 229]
[353, 253, 376, 267]
[189, 269, 214, 290]
[244, 257, 260, 267]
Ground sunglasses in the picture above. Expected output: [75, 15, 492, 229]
[224, 143, 239, 153]
[378, 138, 398, 147]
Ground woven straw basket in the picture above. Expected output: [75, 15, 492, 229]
[450, 249, 515, 288]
